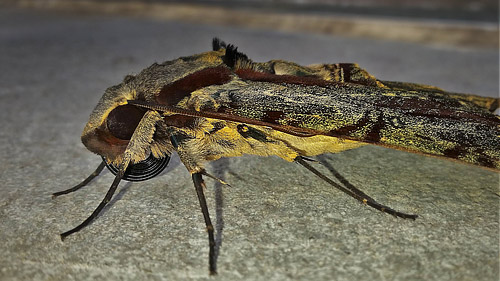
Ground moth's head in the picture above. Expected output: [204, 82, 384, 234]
[80, 80, 172, 181]
[80, 41, 236, 164]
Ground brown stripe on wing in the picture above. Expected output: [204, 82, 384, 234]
[443, 146, 497, 169]
[156, 66, 232, 105]
[325, 112, 384, 143]
[262, 110, 285, 123]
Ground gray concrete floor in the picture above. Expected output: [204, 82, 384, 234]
[0, 7, 499, 281]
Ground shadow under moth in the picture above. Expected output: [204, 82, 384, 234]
[54, 38, 500, 274]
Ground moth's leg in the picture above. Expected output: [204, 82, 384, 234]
[316, 156, 378, 204]
[171, 134, 218, 274]
[192, 172, 217, 275]
[297, 156, 318, 163]
[52, 161, 106, 198]
[201, 170, 231, 187]
[295, 156, 417, 219]
[60, 110, 163, 240]
[300, 156, 376, 202]
[60, 160, 129, 240]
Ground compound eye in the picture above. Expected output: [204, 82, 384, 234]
[107, 105, 145, 140]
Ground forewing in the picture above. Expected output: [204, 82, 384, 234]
[208, 80, 500, 170]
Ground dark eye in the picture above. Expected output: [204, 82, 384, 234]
[107, 105, 145, 140]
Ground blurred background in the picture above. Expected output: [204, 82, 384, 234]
[7, 0, 499, 49]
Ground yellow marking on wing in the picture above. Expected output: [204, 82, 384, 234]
[382, 92, 397, 97]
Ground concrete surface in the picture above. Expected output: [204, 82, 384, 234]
[0, 7, 498, 281]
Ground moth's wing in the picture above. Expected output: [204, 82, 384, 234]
[303, 63, 499, 113]
[245, 58, 500, 114]
[293, 62, 499, 113]
[380, 80, 500, 113]
[211, 80, 500, 170]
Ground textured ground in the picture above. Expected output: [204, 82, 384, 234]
[0, 7, 498, 281]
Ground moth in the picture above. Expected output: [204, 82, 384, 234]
[54, 38, 500, 274]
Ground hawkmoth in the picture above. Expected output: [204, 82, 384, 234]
[54, 38, 500, 275]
